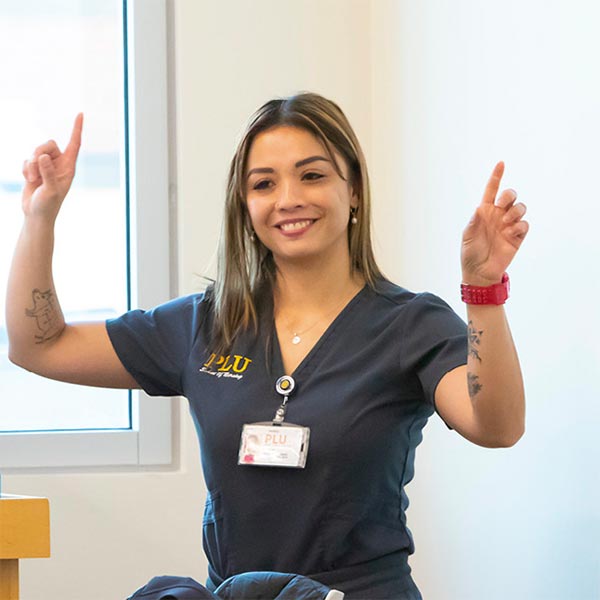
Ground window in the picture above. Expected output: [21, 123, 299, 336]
[0, 0, 173, 469]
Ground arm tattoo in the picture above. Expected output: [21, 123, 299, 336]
[467, 372, 483, 397]
[467, 320, 484, 362]
[25, 288, 61, 344]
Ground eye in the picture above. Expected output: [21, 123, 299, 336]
[302, 172, 325, 181]
[252, 179, 273, 191]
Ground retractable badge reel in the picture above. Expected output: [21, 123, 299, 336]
[238, 376, 310, 469]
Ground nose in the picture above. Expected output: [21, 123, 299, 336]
[275, 179, 305, 211]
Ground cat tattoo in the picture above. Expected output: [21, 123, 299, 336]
[25, 288, 60, 343]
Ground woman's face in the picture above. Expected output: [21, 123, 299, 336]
[245, 125, 357, 268]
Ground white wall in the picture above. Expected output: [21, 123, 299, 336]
[6, 1, 599, 599]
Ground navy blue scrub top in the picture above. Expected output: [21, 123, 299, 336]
[106, 280, 467, 599]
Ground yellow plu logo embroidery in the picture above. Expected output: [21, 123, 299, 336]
[200, 353, 253, 380]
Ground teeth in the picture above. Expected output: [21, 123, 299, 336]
[280, 220, 312, 231]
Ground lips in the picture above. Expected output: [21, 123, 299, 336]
[278, 219, 315, 232]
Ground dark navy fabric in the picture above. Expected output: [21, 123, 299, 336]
[216, 571, 334, 599]
[127, 575, 216, 599]
[107, 280, 467, 599]
[127, 572, 334, 599]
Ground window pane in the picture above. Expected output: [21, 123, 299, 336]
[0, 0, 130, 432]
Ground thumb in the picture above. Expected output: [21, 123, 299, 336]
[37, 154, 57, 188]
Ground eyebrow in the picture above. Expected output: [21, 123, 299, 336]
[246, 155, 330, 179]
[295, 155, 330, 168]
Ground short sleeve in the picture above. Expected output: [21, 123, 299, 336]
[105, 293, 206, 397]
[401, 292, 467, 408]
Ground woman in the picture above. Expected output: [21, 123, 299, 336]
[7, 93, 528, 599]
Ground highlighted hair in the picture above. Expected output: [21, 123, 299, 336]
[211, 92, 384, 353]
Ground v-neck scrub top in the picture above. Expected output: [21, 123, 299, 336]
[106, 280, 468, 599]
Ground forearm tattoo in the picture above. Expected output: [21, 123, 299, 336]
[467, 372, 483, 397]
[25, 288, 61, 343]
[467, 320, 484, 362]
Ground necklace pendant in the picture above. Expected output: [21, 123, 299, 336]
[292, 335, 301, 345]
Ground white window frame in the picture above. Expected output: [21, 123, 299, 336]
[0, 0, 174, 470]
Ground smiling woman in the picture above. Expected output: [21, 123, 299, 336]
[7, 91, 528, 599]
[213, 94, 384, 358]
[109, 93, 525, 599]
[244, 125, 365, 375]
[245, 127, 357, 268]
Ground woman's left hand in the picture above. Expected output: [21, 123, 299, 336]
[461, 161, 529, 285]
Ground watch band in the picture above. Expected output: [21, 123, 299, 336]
[461, 273, 510, 305]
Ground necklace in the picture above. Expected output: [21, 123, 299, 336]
[291, 321, 320, 345]
[283, 293, 356, 345]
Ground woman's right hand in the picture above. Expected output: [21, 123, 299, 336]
[21, 113, 83, 221]
[10, 112, 138, 389]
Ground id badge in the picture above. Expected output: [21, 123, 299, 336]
[238, 422, 310, 468]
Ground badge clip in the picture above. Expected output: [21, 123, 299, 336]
[272, 375, 295, 425]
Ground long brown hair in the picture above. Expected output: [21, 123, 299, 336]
[211, 92, 384, 353]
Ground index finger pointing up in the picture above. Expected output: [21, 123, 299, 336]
[65, 112, 84, 159]
[481, 161, 505, 205]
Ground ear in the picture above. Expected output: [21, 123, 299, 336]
[348, 173, 359, 208]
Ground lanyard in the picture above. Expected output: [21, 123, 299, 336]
[272, 375, 295, 425]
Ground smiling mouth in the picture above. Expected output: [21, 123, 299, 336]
[278, 219, 315, 232]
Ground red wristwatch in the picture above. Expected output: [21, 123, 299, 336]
[461, 273, 510, 305]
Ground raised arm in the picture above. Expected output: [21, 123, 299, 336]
[6, 114, 138, 389]
[435, 162, 528, 448]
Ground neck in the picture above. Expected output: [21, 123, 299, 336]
[273, 253, 364, 316]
